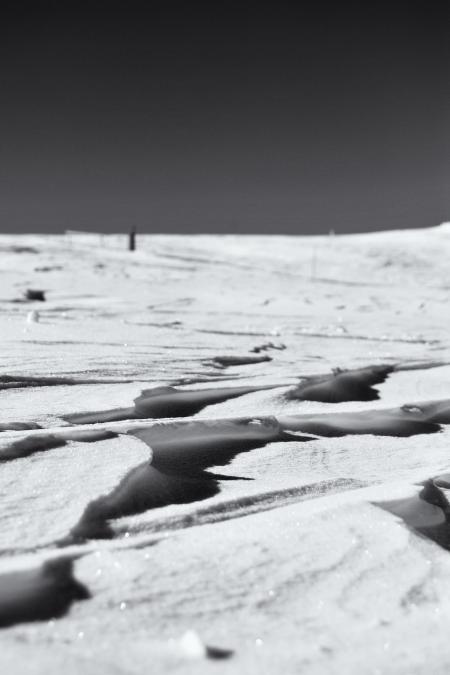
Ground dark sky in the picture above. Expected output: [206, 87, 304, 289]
[0, 1, 449, 234]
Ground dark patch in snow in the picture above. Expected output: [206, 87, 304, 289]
[286, 365, 394, 403]
[0, 429, 117, 462]
[67, 417, 313, 542]
[279, 399, 450, 437]
[205, 354, 272, 368]
[378, 478, 450, 552]
[0, 557, 89, 628]
[63, 383, 283, 425]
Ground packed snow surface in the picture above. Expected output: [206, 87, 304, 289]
[1, 226, 450, 674]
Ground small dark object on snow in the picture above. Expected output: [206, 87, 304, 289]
[251, 341, 286, 353]
[206, 645, 234, 660]
[34, 266, 63, 272]
[24, 289, 46, 302]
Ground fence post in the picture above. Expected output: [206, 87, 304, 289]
[129, 227, 136, 251]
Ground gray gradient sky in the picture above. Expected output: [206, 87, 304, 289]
[0, 1, 449, 234]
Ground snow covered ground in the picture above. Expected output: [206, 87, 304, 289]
[1, 225, 450, 673]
